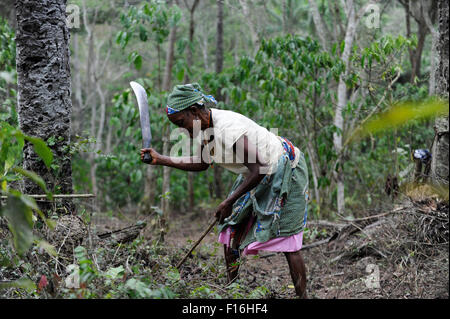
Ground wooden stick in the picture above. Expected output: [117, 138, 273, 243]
[176, 217, 218, 269]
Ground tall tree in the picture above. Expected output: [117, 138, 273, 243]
[399, 0, 437, 83]
[160, 0, 179, 241]
[309, 0, 330, 50]
[16, 0, 73, 211]
[238, 0, 259, 53]
[421, 1, 439, 95]
[430, 0, 449, 187]
[329, 1, 374, 215]
[183, 0, 200, 211]
[213, 0, 224, 199]
[333, 0, 363, 215]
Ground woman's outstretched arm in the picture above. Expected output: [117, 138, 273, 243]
[140, 148, 210, 171]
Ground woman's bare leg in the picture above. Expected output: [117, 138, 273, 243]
[284, 250, 307, 298]
[223, 219, 250, 283]
[224, 244, 240, 283]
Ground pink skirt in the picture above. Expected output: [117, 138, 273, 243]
[218, 216, 303, 256]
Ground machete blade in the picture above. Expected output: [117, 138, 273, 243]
[130, 81, 152, 163]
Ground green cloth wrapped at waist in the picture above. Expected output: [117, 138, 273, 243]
[218, 151, 309, 250]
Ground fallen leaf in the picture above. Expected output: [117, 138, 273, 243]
[37, 275, 48, 292]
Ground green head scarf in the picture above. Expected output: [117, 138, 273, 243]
[166, 83, 217, 115]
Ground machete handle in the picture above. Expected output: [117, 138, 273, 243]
[142, 151, 153, 164]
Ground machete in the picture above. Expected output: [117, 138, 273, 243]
[130, 81, 152, 164]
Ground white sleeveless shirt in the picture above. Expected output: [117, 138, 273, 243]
[203, 108, 299, 175]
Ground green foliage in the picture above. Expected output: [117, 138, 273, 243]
[356, 99, 448, 140]
[1, 196, 34, 256]
[74, 246, 97, 285]
[248, 286, 270, 298]
[124, 278, 155, 298]
[24, 136, 54, 169]
[2, 0, 445, 300]
[124, 277, 176, 299]
[94, 87, 147, 207]
[117, 0, 181, 72]
[0, 123, 55, 256]
[0, 17, 15, 71]
[0, 20, 56, 286]
[199, 32, 425, 214]
[206, 35, 342, 207]
[0, 277, 36, 292]
[190, 285, 222, 299]
[0, 17, 17, 125]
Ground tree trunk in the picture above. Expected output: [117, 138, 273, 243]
[160, 126, 171, 241]
[198, 22, 209, 71]
[238, 0, 259, 54]
[411, 24, 427, 82]
[16, 0, 73, 213]
[309, 0, 329, 50]
[428, 29, 439, 95]
[216, 0, 224, 76]
[184, 0, 200, 211]
[72, 33, 83, 134]
[421, 1, 439, 95]
[213, 0, 224, 200]
[331, 0, 371, 215]
[333, 0, 358, 215]
[430, 0, 449, 187]
[306, 142, 321, 206]
[159, 11, 178, 241]
[183, 0, 199, 84]
[82, 1, 99, 206]
[402, 0, 432, 83]
[88, 33, 98, 202]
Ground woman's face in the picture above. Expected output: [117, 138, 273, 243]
[168, 107, 208, 138]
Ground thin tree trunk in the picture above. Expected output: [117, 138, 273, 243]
[306, 145, 321, 206]
[162, 26, 177, 91]
[330, 0, 342, 43]
[184, 0, 200, 211]
[160, 136, 172, 218]
[72, 33, 83, 134]
[95, 77, 106, 155]
[183, 0, 199, 84]
[402, 0, 429, 83]
[238, 0, 259, 53]
[82, 2, 99, 203]
[141, 40, 162, 214]
[333, 0, 363, 215]
[309, 0, 329, 50]
[428, 27, 439, 96]
[431, 0, 449, 187]
[159, 8, 178, 241]
[16, 0, 74, 213]
[216, 0, 224, 75]
[282, 0, 288, 34]
[411, 25, 427, 81]
[421, 1, 439, 95]
[213, 0, 224, 199]
[202, 35, 209, 71]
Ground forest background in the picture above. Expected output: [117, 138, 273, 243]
[0, 0, 448, 299]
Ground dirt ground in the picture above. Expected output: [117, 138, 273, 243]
[87, 194, 448, 299]
[163, 198, 448, 299]
[2, 191, 447, 299]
